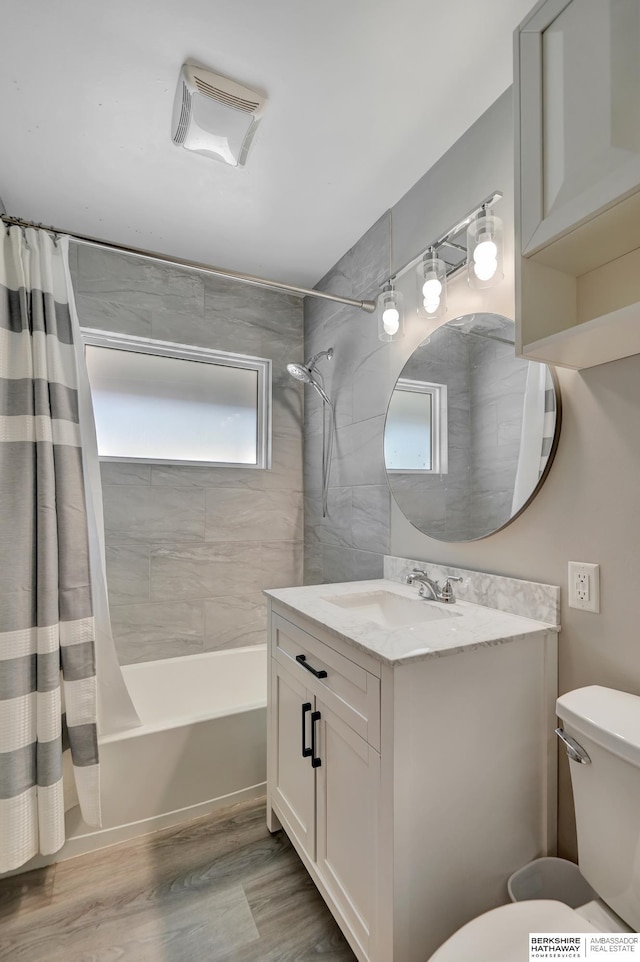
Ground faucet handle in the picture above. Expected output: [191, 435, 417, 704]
[406, 568, 427, 584]
[439, 576, 463, 604]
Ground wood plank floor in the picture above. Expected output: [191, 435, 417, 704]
[0, 798, 357, 962]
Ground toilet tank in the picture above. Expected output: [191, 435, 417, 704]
[557, 686, 640, 931]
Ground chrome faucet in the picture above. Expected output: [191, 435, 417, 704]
[406, 569, 463, 604]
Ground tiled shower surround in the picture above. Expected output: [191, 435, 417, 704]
[303, 213, 394, 584]
[69, 244, 304, 665]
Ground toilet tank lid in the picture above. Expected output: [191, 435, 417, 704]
[557, 686, 640, 767]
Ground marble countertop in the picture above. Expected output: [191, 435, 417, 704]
[264, 579, 559, 667]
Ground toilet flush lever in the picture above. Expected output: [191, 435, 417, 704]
[555, 728, 591, 765]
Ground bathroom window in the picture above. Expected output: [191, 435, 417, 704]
[384, 378, 448, 474]
[82, 329, 271, 468]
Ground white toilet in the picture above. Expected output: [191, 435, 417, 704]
[428, 686, 640, 961]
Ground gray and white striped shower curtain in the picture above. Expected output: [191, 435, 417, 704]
[0, 226, 100, 872]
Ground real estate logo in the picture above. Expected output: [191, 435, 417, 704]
[530, 934, 640, 959]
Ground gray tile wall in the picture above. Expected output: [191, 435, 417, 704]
[302, 212, 486, 582]
[71, 245, 304, 664]
[303, 214, 395, 584]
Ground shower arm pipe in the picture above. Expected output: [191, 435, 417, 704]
[0, 213, 378, 314]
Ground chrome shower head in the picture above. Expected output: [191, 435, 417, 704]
[286, 347, 334, 386]
[286, 362, 313, 383]
[286, 355, 333, 408]
[286, 349, 335, 520]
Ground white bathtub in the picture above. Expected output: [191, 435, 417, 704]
[56, 645, 267, 863]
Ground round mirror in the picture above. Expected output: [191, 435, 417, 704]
[384, 314, 561, 542]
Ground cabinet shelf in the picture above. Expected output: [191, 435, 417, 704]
[521, 301, 640, 370]
[518, 243, 640, 370]
[515, 0, 640, 369]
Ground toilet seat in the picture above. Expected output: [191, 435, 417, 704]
[428, 899, 600, 962]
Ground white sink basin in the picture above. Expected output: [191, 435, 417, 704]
[323, 590, 461, 628]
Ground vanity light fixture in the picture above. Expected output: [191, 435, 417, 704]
[416, 248, 447, 319]
[378, 284, 404, 342]
[377, 191, 503, 342]
[467, 205, 504, 289]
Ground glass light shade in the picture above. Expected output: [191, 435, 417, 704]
[378, 288, 404, 342]
[416, 253, 447, 319]
[467, 208, 504, 290]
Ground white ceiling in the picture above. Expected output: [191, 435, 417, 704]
[0, 0, 534, 289]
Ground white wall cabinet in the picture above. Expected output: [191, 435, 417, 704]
[515, 0, 640, 368]
[267, 603, 557, 962]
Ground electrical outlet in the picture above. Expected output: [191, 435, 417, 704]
[576, 572, 589, 602]
[568, 562, 600, 613]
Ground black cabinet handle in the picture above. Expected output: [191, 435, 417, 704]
[295, 654, 327, 679]
[301, 702, 312, 758]
[311, 710, 322, 768]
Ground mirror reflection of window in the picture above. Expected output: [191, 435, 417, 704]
[384, 379, 447, 474]
[383, 315, 561, 543]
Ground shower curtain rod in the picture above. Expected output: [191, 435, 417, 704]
[0, 213, 378, 314]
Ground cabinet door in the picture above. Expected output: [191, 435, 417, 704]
[270, 658, 316, 859]
[315, 698, 380, 960]
[518, 0, 640, 254]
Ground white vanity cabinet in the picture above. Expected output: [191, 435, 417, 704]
[515, 0, 640, 368]
[266, 595, 558, 962]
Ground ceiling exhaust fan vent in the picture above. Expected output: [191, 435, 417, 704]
[171, 63, 267, 167]
[192, 75, 261, 113]
[173, 81, 192, 145]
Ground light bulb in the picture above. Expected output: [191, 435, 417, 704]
[422, 277, 442, 300]
[423, 297, 440, 315]
[473, 258, 498, 282]
[467, 209, 503, 289]
[382, 307, 400, 335]
[416, 252, 446, 318]
[473, 238, 497, 265]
